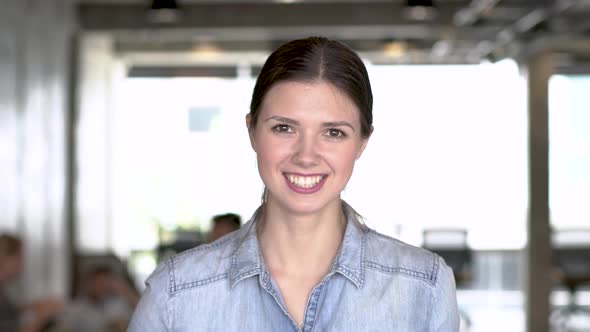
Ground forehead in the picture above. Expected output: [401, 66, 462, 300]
[261, 81, 360, 121]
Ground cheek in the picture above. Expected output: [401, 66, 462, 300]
[324, 145, 361, 172]
[255, 136, 292, 168]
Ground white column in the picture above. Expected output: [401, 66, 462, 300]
[0, 0, 74, 300]
[0, 0, 20, 233]
[76, 33, 117, 253]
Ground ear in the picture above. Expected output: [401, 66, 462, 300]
[355, 126, 373, 160]
[246, 114, 257, 152]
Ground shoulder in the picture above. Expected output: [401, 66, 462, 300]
[364, 228, 446, 287]
[146, 231, 238, 295]
[131, 231, 243, 331]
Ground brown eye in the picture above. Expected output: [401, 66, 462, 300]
[272, 124, 293, 134]
[327, 128, 346, 138]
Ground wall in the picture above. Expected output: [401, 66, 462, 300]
[0, 0, 74, 300]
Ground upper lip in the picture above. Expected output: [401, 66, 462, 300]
[283, 172, 327, 177]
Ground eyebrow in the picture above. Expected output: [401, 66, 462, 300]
[265, 116, 299, 125]
[264, 116, 356, 131]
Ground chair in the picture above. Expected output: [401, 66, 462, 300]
[156, 230, 204, 262]
[422, 229, 473, 331]
[422, 229, 473, 285]
[550, 229, 590, 332]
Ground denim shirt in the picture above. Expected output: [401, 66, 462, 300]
[129, 202, 459, 331]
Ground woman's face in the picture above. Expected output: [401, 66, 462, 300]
[247, 81, 369, 216]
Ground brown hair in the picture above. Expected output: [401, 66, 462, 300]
[213, 213, 241, 229]
[249, 36, 373, 138]
[0, 233, 22, 257]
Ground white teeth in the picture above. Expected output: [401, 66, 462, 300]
[287, 174, 324, 188]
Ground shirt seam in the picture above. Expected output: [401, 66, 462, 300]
[428, 257, 445, 331]
[165, 258, 175, 330]
[430, 253, 440, 284]
[229, 230, 260, 288]
[365, 260, 437, 287]
[167, 257, 176, 293]
[172, 273, 230, 293]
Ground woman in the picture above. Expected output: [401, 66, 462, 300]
[130, 36, 458, 331]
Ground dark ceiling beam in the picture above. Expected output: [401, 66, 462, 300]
[78, 0, 583, 64]
[453, 0, 502, 26]
[481, 33, 590, 64]
[78, 2, 463, 30]
[111, 24, 510, 54]
[110, 24, 505, 46]
[78, 1, 515, 55]
[525, 35, 590, 56]
[478, 0, 582, 61]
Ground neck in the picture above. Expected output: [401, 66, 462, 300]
[257, 198, 346, 277]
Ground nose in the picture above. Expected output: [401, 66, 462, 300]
[292, 134, 320, 168]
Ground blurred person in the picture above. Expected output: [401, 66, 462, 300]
[0, 233, 62, 332]
[60, 264, 139, 332]
[206, 213, 242, 242]
[130, 36, 458, 331]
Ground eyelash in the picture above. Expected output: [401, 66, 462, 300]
[271, 124, 294, 134]
[270, 124, 347, 138]
[326, 128, 347, 138]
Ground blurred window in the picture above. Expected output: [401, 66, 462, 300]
[109, 60, 528, 259]
[549, 75, 590, 229]
[345, 60, 527, 250]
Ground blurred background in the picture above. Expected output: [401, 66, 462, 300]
[0, 0, 589, 331]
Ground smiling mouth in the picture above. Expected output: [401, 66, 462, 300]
[284, 173, 327, 188]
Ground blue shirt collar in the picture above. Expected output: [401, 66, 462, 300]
[228, 201, 368, 289]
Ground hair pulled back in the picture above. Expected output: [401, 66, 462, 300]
[249, 36, 373, 138]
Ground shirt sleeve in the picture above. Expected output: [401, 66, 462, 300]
[128, 260, 172, 332]
[430, 255, 460, 332]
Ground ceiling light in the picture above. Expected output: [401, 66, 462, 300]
[191, 42, 222, 60]
[383, 41, 408, 58]
[404, 0, 437, 21]
[148, 0, 181, 24]
[406, 0, 434, 6]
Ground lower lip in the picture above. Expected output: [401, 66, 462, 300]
[284, 175, 327, 194]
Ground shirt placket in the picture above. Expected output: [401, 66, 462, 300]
[259, 271, 302, 332]
[300, 280, 327, 332]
